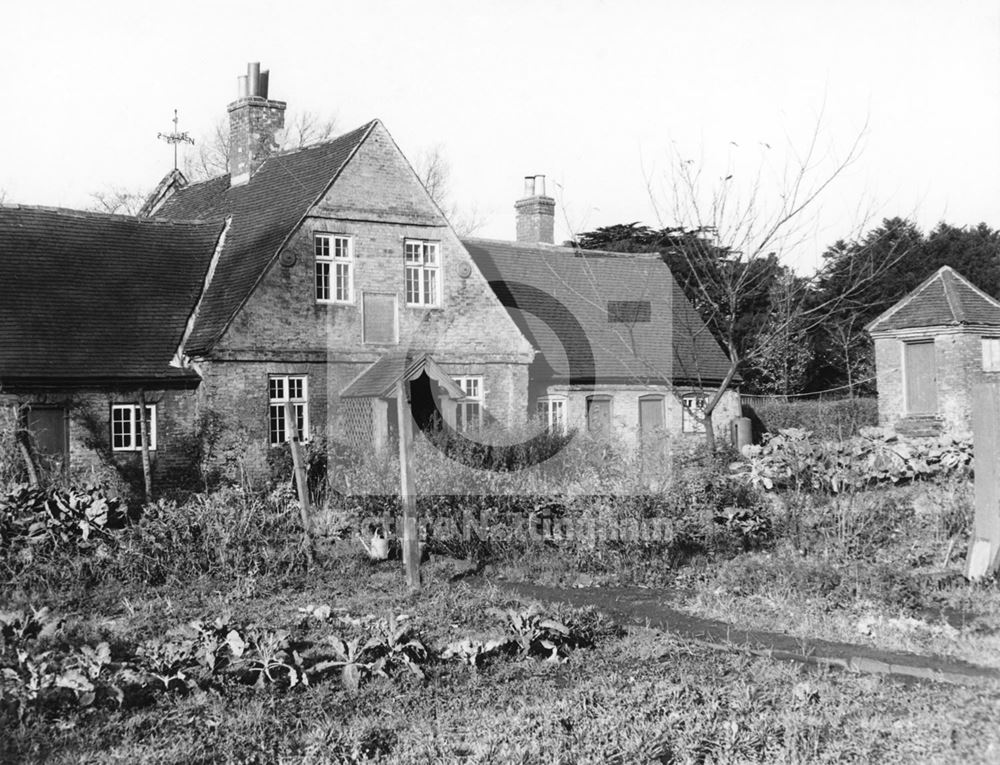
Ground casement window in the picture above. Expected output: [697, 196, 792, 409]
[586, 395, 612, 436]
[983, 338, 1000, 372]
[404, 239, 440, 306]
[268, 375, 309, 445]
[315, 234, 353, 303]
[455, 376, 484, 431]
[536, 397, 566, 434]
[681, 394, 707, 434]
[111, 404, 157, 451]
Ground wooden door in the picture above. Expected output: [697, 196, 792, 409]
[639, 396, 665, 436]
[905, 340, 937, 414]
[26, 406, 69, 476]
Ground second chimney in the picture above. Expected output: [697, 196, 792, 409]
[227, 62, 286, 187]
[515, 175, 555, 244]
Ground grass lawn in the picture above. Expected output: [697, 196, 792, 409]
[4, 544, 1000, 764]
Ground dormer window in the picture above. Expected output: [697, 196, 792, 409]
[315, 234, 353, 303]
[404, 240, 440, 307]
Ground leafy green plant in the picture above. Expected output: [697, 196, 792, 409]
[734, 427, 972, 495]
[313, 614, 428, 692]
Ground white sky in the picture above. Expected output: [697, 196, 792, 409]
[1, 0, 997, 272]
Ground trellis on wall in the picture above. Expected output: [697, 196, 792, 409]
[341, 397, 375, 450]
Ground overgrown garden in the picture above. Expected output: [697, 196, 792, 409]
[2, 405, 999, 763]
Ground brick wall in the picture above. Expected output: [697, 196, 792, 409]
[227, 97, 286, 184]
[207, 121, 534, 449]
[536, 383, 742, 446]
[5, 386, 201, 491]
[873, 329, 1000, 436]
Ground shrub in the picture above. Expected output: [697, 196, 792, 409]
[109, 487, 307, 585]
[747, 398, 878, 441]
[734, 427, 972, 494]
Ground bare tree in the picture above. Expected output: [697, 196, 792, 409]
[88, 186, 149, 216]
[183, 109, 339, 181]
[647, 117, 909, 449]
[414, 144, 485, 238]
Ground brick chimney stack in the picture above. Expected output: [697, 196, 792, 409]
[515, 175, 555, 244]
[227, 62, 286, 187]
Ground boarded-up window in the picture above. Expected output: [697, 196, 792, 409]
[904, 340, 937, 414]
[363, 293, 398, 344]
[607, 300, 651, 323]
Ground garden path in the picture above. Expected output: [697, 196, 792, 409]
[473, 578, 1000, 687]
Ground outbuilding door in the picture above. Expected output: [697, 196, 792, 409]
[25, 405, 69, 476]
[905, 340, 937, 414]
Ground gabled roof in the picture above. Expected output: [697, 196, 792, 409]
[866, 266, 1000, 333]
[0, 206, 225, 384]
[340, 352, 466, 399]
[155, 120, 378, 354]
[462, 239, 734, 385]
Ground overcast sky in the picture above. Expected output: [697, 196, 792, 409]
[1, 1, 997, 271]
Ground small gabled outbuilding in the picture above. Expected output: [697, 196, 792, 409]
[867, 265, 1000, 436]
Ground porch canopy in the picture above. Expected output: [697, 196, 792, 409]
[339, 352, 466, 449]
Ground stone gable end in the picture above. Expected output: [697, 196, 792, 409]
[215, 122, 533, 363]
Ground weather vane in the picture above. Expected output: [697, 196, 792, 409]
[157, 109, 195, 170]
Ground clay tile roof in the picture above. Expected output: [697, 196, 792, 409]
[340, 352, 465, 399]
[155, 120, 378, 354]
[0, 206, 225, 384]
[461, 239, 734, 385]
[866, 266, 1000, 332]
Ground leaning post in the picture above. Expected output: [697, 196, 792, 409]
[968, 383, 1000, 579]
[284, 400, 314, 565]
[395, 378, 421, 591]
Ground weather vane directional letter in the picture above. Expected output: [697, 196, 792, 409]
[157, 109, 195, 170]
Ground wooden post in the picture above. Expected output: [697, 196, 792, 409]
[16, 433, 39, 488]
[395, 379, 420, 591]
[969, 383, 1000, 579]
[284, 401, 314, 564]
[137, 391, 153, 503]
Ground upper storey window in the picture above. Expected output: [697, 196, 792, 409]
[315, 234, 353, 303]
[404, 240, 440, 307]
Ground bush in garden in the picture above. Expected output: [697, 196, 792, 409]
[747, 397, 878, 441]
[733, 427, 972, 494]
[109, 487, 307, 585]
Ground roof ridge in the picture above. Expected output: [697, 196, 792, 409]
[940, 268, 966, 323]
[0, 203, 220, 226]
[257, 119, 381, 170]
[463, 237, 661, 260]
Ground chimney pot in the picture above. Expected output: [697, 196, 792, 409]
[237, 75, 249, 99]
[534, 174, 546, 196]
[247, 62, 261, 96]
[259, 69, 269, 99]
[523, 176, 535, 197]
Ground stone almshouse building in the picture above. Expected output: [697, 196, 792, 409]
[0, 63, 738, 484]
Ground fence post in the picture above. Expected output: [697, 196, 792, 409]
[969, 383, 1000, 579]
[395, 378, 421, 592]
[284, 400, 314, 565]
